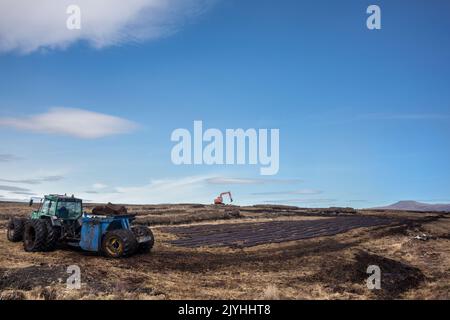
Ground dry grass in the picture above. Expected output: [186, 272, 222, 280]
[262, 285, 281, 300]
[0, 202, 449, 300]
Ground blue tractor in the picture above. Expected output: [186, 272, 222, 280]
[6, 194, 154, 258]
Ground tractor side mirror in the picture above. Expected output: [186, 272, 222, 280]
[29, 199, 34, 206]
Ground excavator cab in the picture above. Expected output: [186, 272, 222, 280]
[214, 192, 233, 205]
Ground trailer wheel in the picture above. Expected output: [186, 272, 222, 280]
[102, 229, 137, 258]
[23, 219, 48, 252]
[131, 226, 154, 253]
[43, 220, 59, 251]
[7, 218, 25, 242]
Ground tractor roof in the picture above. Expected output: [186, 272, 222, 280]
[45, 194, 82, 202]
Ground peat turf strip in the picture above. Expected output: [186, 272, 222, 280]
[160, 216, 395, 248]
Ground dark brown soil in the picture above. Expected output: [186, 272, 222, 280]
[161, 216, 396, 248]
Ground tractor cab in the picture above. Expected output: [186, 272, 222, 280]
[31, 194, 82, 220]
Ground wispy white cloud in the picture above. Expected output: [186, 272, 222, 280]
[357, 113, 450, 121]
[0, 185, 31, 192]
[11, 191, 37, 196]
[85, 183, 116, 195]
[0, 175, 63, 185]
[0, 0, 215, 54]
[206, 177, 302, 185]
[0, 154, 21, 162]
[83, 175, 214, 204]
[92, 183, 108, 189]
[81, 175, 303, 204]
[0, 107, 138, 139]
[0, 168, 69, 201]
[0, 173, 314, 205]
[264, 198, 336, 205]
[251, 189, 322, 196]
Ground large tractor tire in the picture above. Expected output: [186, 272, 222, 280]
[131, 226, 154, 253]
[43, 220, 59, 251]
[7, 217, 26, 242]
[101, 229, 137, 258]
[23, 219, 48, 252]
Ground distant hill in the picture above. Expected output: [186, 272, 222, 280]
[371, 200, 450, 212]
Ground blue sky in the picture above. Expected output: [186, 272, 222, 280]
[0, 0, 449, 207]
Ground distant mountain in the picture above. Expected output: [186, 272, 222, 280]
[371, 200, 450, 212]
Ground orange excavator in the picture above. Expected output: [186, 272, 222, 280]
[214, 191, 233, 205]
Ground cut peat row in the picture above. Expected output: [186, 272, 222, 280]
[161, 216, 396, 248]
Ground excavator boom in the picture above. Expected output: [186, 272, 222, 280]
[214, 191, 233, 205]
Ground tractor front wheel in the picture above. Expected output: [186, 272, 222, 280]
[43, 220, 59, 251]
[101, 229, 137, 258]
[7, 217, 26, 242]
[23, 219, 48, 252]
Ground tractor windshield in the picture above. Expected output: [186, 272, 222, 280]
[56, 201, 82, 219]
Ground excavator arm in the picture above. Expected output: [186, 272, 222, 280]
[214, 191, 233, 204]
[220, 192, 233, 202]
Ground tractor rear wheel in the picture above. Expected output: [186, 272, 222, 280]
[7, 217, 25, 242]
[43, 220, 59, 251]
[101, 229, 137, 258]
[131, 226, 154, 253]
[23, 219, 48, 252]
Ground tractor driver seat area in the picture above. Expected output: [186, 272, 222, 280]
[57, 204, 83, 236]
[57, 206, 69, 219]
